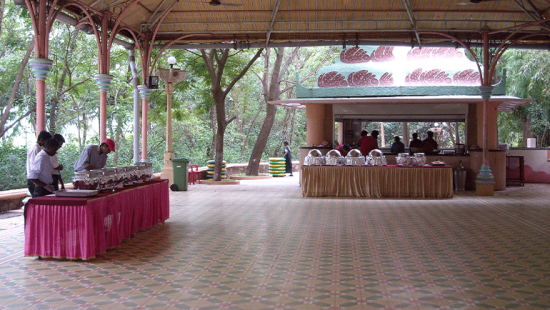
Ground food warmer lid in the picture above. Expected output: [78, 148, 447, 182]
[368, 149, 383, 158]
[326, 150, 342, 158]
[346, 149, 363, 158]
[307, 149, 323, 157]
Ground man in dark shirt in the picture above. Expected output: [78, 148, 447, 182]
[390, 136, 405, 154]
[422, 131, 439, 155]
[409, 132, 423, 154]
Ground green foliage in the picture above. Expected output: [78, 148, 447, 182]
[0, 143, 27, 191]
[501, 49, 550, 147]
[362, 121, 465, 149]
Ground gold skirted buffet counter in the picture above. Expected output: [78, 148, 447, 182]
[301, 165, 453, 198]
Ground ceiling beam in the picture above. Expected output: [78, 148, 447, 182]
[401, 0, 422, 48]
[161, 39, 550, 50]
[164, 9, 528, 15]
[146, 0, 174, 26]
[265, 0, 282, 48]
[513, 0, 544, 20]
[145, 19, 530, 28]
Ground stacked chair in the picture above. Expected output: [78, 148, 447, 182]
[206, 160, 228, 179]
[269, 158, 287, 177]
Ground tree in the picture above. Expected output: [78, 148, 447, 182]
[245, 46, 337, 175]
[500, 49, 550, 147]
[199, 48, 263, 181]
[0, 0, 35, 139]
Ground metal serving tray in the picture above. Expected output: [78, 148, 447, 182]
[55, 189, 98, 197]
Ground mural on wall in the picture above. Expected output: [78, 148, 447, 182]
[317, 45, 481, 88]
[340, 46, 396, 63]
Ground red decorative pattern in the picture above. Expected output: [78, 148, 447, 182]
[453, 69, 481, 85]
[340, 46, 395, 63]
[371, 46, 395, 62]
[348, 70, 379, 87]
[406, 68, 479, 85]
[318, 71, 348, 87]
[340, 47, 371, 63]
[407, 47, 464, 60]
[379, 72, 394, 86]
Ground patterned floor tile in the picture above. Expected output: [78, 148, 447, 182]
[1, 179, 550, 309]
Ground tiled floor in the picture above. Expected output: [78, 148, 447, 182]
[1, 175, 550, 309]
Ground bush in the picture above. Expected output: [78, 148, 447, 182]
[0, 144, 27, 191]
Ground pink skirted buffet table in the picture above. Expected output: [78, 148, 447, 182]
[24, 179, 169, 260]
[301, 165, 453, 198]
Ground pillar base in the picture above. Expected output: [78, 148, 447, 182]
[160, 152, 175, 184]
[476, 183, 495, 196]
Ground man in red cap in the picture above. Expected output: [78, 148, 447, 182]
[73, 138, 116, 172]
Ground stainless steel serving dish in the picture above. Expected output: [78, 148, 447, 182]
[325, 150, 343, 166]
[304, 149, 326, 166]
[367, 149, 387, 166]
[345, 149, 366, 166]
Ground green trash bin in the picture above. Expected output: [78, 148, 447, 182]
[170, 157, 189, 191]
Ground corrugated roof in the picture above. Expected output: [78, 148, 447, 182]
[50, 0, 550, 49]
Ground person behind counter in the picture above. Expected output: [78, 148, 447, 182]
[409, 132, 423, 154]
[28, 138, 61, 198]
[336, 143, 351, 156]
[422, 131, 439, 155]
[26, 130, 52, 195]
[358, 130, 379, 156]
[50, 133, 66, 191]
[390, 136, 405, 154]
[73, 138, 116, 172]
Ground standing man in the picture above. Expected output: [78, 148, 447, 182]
[409, 132, 423, 154]
[73, 139, 116, 172]
[50, 133, 66, 190]
[28, 139, 61, 197]
[358, 130, 379, 156]
[390, 136, 405, 154]
[422, 131, 439, 155]
[283, 141, 293, 176]
[26, 130, 52, 195]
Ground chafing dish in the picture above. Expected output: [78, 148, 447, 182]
[325, 150, 344, 166]
[72, 171, 102, 190]
[345, 149, 366, 166]
[304, 149, 326, 166]
[367, 149, 387, 166]
[396, 153, 409, 166]
[91, 168, 116, 191]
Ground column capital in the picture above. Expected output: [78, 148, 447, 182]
[478, 86, 494, 100]
[29, 58, 53, 81]
[137, 85, 153, 100]
[94, 74, 114, 91]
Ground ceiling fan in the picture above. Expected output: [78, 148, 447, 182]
[206, 0, 243, 6]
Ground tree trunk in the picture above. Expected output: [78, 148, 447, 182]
[200, 48, 263, 181]
[0, 41, 34, 138]
[209, 106, 216, 159]
[246, 48, 286, 176]
[49, 29, 80, 133]
[522, 115, 534, 147]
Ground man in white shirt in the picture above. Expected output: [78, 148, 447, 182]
[26, 130, 52, 195]
[50, 133, 66, 191]
[28, 139, 61, 198]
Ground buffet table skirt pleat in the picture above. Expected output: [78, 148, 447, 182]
[301, 166, 453, 198]
[24, 179, 169, 260]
